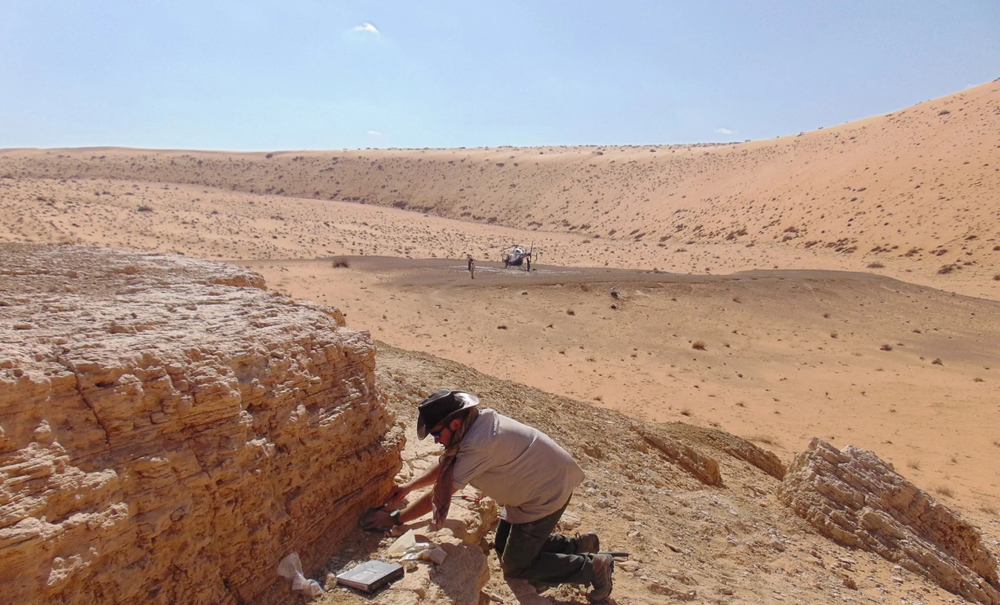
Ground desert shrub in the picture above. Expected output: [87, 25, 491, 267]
[867, 262, 884, 269]
[566, 309, 575, 316]
[934, 485, 955, 498]
[331, 258, 350, 268]
[692, 340, 706, 350]
[880, 344, 893, 351]
[136, 205, 153, 212]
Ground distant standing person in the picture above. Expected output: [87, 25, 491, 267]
[468, 255, 475, 279]
[361, 389, 613, 601]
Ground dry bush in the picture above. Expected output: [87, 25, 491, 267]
[680, 408, 692, 417]
[331, 258, 350, 268]
[830, 332, 838, 339]
[748, 434, 777, 446]
[136, 205, 154, 212]
[993, 274, 1000, 281]
[880, 344, 893, 351]
[906, 459, 921, 470]
[931, 358, 944, 365]
[933, 485, 955, 498]
[692, 340, 706, 350]
[566, 309, 576, 316]
[867, 262, 885, 269]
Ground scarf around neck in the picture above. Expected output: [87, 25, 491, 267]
[430, 407, 480, 530]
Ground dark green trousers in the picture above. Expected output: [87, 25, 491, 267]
[494, 499, 594, 585]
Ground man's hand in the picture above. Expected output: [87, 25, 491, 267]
[360, 508, 396, 532]
[385, 484, 409, 508]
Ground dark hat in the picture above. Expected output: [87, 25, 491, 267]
[417, 389, 480, 439]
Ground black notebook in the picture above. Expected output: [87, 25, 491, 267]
[336, 560, 405, 593]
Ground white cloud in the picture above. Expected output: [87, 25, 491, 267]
[353, 22, 379, 34]
[367, 130, 383, 137]
[714, 127, 737, 136]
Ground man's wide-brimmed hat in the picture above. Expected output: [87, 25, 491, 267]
[417, 389, 480, 439]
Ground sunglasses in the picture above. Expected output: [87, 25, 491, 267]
[430, 425, 447, 439]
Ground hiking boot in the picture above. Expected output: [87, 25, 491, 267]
[588, 554, 614, 603]
[575, 531, 601, 554]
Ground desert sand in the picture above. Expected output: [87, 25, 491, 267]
[2, 79, 999, 601]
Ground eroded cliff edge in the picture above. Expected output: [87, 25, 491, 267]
[0, 243, 403, 605]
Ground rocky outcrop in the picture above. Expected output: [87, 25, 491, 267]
[663, 423, 786, 480]
[0, 244, 404, 605]
[634, 425, 722, 486]
[778, 438, 1000, 605]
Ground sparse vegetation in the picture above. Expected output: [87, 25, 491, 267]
[566, 309, 576, 316]
[867, 262, 884, 269]
[136, 205, 153, 212]
[906, 459, 921, 471]
[331, 258, 350, 268]
[880, 344, 893, 351]
[692, 340, 706, 350]
[931, 358, 943, 366]
[933, 485, 955, 498]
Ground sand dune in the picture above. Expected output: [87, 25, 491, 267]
[3, 79, 1000, 298]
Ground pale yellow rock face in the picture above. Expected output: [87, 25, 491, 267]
[778, 438, 1000, 605]
[0, 243, 403, 605]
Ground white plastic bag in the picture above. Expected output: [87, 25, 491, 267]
[400, 542, 448, 565]
[277, 552, 324, 597]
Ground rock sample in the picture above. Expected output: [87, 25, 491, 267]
[0, 244, 404, 605]
[778, 438, 1000, 605]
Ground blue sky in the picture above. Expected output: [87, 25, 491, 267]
[2, 1, 998, 150]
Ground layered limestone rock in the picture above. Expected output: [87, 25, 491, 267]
[778, 438, 1000, 605]
[634, 425, 722, 486]
[0, 244, 403, 605]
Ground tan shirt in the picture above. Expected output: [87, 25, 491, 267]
[451, 408, 585, 523]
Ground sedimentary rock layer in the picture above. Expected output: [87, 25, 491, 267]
[0, 244, 403, 605]
[778, 438, 1000, 605]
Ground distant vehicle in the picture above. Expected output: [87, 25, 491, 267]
[502, 243, 536, 271]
